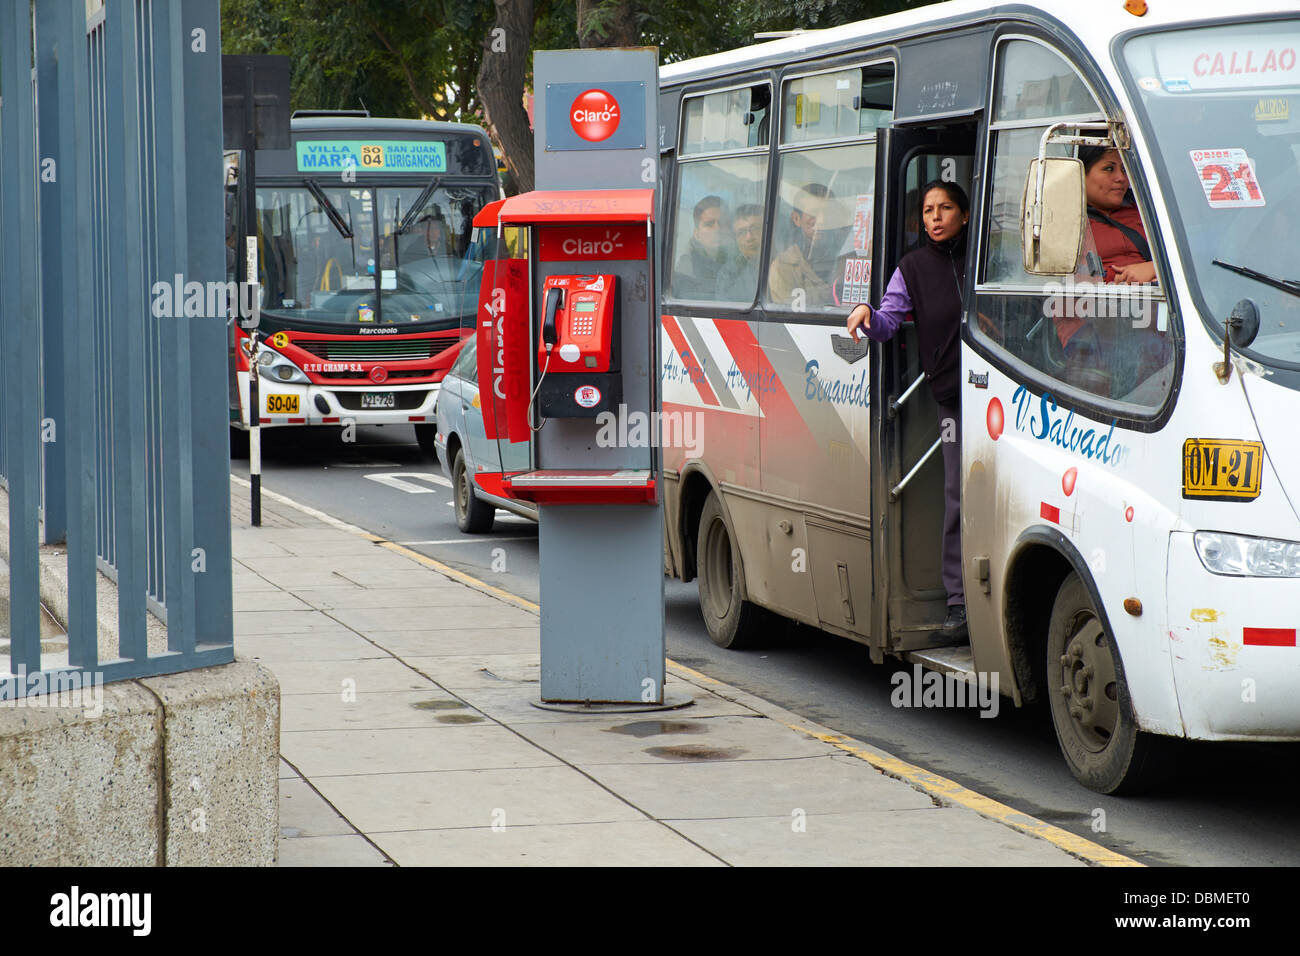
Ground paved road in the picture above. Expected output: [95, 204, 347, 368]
[231, 423, 1300, 867]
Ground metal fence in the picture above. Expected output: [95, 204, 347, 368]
[1, 0, 234, 697]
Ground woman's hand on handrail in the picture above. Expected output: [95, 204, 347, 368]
[847, 303, 872, 342]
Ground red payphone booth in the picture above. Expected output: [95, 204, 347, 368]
[475, 188, 658, 508]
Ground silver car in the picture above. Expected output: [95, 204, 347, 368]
[435, 335, 536, 533]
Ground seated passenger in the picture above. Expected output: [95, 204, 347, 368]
[715, 203, 763, 301]
[1055, 147, 1166, 397]
[768, 183, 833, 307]
[672, 195, 730, 298]
[1079, 146, 1156, 284]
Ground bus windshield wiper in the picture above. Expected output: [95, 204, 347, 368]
[395, 177, 441, 235]
[303, 179, 353, 239]
[1212, 259, 1300, 298]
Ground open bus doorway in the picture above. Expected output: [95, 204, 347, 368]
[870, 121, 978, 656]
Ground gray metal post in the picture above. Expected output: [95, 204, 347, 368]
[55, 0, 100, 669]
[36, 1, 68, 546]
[2, 1, 44, 673]
[182, 0, 235, 648]
[154, 0, 196, 652]
[105, 0, 149, 658]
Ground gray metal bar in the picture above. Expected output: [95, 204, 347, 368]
[182, 0, 234, 650]
[888, 371, 927, 419]
[155, 0, 195, 653]
[36, 1, 68, 545]
[2, 2, 44, 674]
[105, 0, 149, 659]
[57, 0, 100, 670]
[889, 436, 942, 503]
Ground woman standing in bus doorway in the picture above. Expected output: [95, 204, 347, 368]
[846, 180, 970, 641]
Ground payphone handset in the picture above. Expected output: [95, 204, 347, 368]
[538, 274, 617, 374]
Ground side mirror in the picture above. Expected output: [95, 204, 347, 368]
[1021, 156, 1086, 275]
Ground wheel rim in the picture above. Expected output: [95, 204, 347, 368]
[702, 516, 734, 620]
[1056, 613, 1120, 753]
[455, 462, 469, 517]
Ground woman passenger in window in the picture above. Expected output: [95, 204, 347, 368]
[845, 181, 970, 641]
[1057, 147, 1164, 397]
[1080, 146, 1155, 284]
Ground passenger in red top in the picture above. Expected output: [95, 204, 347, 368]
[1080, 146, 1156, 284]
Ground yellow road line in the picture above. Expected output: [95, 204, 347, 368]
[788, 724, 1143, 867]
[376, 540, 541, 613]
[666, 659, 722, 685]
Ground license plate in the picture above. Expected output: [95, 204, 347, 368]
[361, 392, 396, 409]
[266, 394, 299, 415]
[1182, 438, 1263, 501]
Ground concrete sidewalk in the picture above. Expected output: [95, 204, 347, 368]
[230, 481, 1103, 867]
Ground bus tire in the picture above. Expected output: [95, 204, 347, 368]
[229, 426, 249, 459]
[415, 424, 439, 462]
[696, 491, 762, 649]
[1046, 571, 1164, 794]
[453, 449, 494, 534]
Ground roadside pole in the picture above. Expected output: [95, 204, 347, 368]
[220, 55, 289, 527]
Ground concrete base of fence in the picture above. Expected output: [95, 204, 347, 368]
[0, 660, 279, 866]
[0, 488, 279, 866]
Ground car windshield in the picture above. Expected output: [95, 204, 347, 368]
[254, 183, 497, 329]
[1124, 20, 1300, 372]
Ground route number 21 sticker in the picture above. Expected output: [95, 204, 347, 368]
[1190, 148, 1266, 208]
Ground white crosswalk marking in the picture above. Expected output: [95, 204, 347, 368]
[363, 472, 452, 494]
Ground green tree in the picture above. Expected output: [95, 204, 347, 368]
[222, 0, 936, 191]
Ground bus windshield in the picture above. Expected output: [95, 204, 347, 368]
[1124, 20, 1300, 372]
[254, 181, 497, 329]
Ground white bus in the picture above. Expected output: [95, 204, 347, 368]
[656, 0, 1300, 792]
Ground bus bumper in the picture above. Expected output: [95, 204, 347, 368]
[1167, 531, 1300, 740]
[247, 378, 440, 427]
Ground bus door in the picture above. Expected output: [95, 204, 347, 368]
[870, 124, 976, 653]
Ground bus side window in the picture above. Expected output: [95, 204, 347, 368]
[666, 83, 772, 307]
[764, 63, 892, 316]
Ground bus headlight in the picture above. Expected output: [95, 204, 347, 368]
[1194, 532, 1300, 577]
[257, 350, 309, 385]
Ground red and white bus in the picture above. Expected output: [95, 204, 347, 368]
[224, 114, 501, 455]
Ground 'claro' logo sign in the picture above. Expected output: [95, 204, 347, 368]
[570, 89, 621, 142]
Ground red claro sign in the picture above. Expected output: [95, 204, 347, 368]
[538, 225, 648, 262]
[570, 89, 620, 142]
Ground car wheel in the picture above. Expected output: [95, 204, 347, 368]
[1046, 571, 1166, 794]
[414, 423, 439, 462]
[453, 449, 494, 534]
[696, 491, 764, 649]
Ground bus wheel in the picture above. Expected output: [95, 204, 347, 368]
[453, 449, 494, 534]
[696, 492, 761, 649]
[414, 424, 439, 462]
[1046, 572, 1163, 794]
